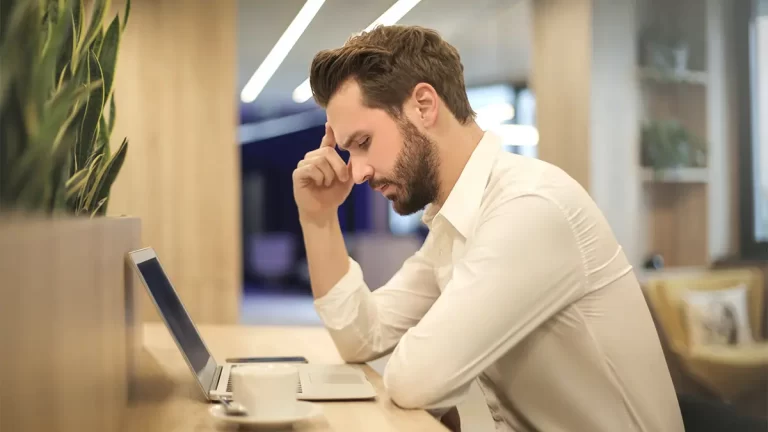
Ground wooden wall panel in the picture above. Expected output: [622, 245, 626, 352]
[531, 0, 593, 191]
[0, 217, 142, 432]
[108, 0, 241, 324]
[646, 184, 709, 266]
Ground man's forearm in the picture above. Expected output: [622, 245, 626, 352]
[300, 213, 350, 299]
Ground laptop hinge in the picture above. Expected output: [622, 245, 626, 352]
[210, 365, 223, 393]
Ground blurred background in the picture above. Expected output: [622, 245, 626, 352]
[112, 0, 767, 419]
[232, 0, 767, 425]
[238, 0, 540, 328]
[4, 0, 764, 430]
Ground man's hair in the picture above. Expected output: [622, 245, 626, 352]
[309, 25, 475, 124]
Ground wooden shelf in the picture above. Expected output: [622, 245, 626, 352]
[638, 67, 708, 85]
[641, 167, 709, 183]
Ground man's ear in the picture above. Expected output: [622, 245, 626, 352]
[410, 83, 439, 128]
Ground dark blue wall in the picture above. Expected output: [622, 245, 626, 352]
[240, 124, 371, 235]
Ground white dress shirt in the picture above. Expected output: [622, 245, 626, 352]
[314, 132, 684, 432]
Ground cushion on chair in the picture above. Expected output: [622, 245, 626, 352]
[682, 284, 754, 347]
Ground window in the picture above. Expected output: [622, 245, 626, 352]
[739, 0, 768, 258]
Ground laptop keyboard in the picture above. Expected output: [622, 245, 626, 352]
[226, 374, 302, 394]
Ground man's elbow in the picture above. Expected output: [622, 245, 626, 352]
[333, 339, 388, 364]
[383, 364, 441, 409]
[336, 346, 375, 364]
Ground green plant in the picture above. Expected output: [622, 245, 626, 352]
[641, 119, 707, 171]
[0, 0, 130, 217]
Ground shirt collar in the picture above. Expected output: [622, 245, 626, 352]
[422, 131, 503, 237]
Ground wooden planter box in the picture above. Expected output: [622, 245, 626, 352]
[0, 216, 142, 432]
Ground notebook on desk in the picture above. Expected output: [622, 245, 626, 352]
[128, 246, 377, 402]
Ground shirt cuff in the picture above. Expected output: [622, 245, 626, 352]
[313, 257, 365, 330]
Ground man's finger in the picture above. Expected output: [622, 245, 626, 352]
[295, 165, 325, 187]
[319, 123, 336, 149]
[311, 156, 336, 187]
[324, 151, 349, 182]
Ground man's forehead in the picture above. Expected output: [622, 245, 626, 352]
[326, 89, 367, 149]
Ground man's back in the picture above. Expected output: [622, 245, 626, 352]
[475, 146, 682, 431]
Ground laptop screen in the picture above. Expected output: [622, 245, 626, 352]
[135, 257, 217, 390]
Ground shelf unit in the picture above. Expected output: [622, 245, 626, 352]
[637, 0, 733, 268]
[637, 67, 708, 86]
[641, 167, 709, 183]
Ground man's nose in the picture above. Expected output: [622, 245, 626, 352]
[350, 158, 373, 185]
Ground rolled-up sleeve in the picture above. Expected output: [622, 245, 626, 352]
[383, 194, 587, 410]
[313, 248, 441, 364]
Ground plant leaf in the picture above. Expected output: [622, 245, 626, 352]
[54, 3, 73, 84]
[76, 50, 105, 170]
[86, 137, 127, 211]
[47, 79, 101, 164]
[91, 197, 108, 217]
[77, 0, 111, 58]
[107, 93, 116, 135]
[37, 0, 72, 97]
[93, 113, 110, 158]
[65, 166, 89, 200]
[99, 16, 121, 101]
[90, 27, 104, 56]
[77, 152, 103, 212]
[50, 156, 72, 213]
[122, 0, 130, 31]
[70, 0, 84, 71]
[6, 148, 46, 203]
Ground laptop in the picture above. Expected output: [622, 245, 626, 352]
[128, 246, 377, 402]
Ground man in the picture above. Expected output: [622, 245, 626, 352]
[292, 25, 684, 432]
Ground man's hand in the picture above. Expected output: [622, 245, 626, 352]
[440, 407, 461, 432]
[293, 123, 354, 222]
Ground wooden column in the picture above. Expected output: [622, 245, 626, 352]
[532, 0, 644, 267]
[108, 0, 241, 324]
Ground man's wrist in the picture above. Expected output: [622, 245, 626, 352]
[298, 210, 339, 228]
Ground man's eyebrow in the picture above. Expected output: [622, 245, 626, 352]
[338, 131, 364, 151]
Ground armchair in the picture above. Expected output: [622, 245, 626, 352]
[645, 268, 768, 401]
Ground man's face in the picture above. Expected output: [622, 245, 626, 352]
[326, 80, 440, 215]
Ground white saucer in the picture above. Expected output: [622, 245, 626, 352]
[209, 401, 322, 428]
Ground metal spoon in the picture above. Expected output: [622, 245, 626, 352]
[220, 399, 248, 416]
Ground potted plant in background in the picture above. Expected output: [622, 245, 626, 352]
[641, 119, 708, 180]
[0, 1, 142, 431]
[641, 25, 690, 75]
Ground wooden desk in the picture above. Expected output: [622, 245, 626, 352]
[125, 323, 447, 432]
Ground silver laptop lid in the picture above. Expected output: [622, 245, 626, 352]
[129, 247, 219, 395]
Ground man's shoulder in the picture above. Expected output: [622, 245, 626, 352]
[485, 154, 573, 197]
[482, 154, 598, 219]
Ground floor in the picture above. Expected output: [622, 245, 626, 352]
[240, 291, 495, 431]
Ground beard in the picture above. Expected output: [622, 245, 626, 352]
[369, 118, 440, 216]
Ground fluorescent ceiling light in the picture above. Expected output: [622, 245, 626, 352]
[241, 0, 325, 103]
[292, 0, 422, 103]
[292, 79, 313, 104]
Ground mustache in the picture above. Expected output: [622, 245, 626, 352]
[369, 178, 395, 190]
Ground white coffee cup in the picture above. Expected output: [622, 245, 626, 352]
[231, 364, 299, 419]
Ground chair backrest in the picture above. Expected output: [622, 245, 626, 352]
[645, 268, 764, 354]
